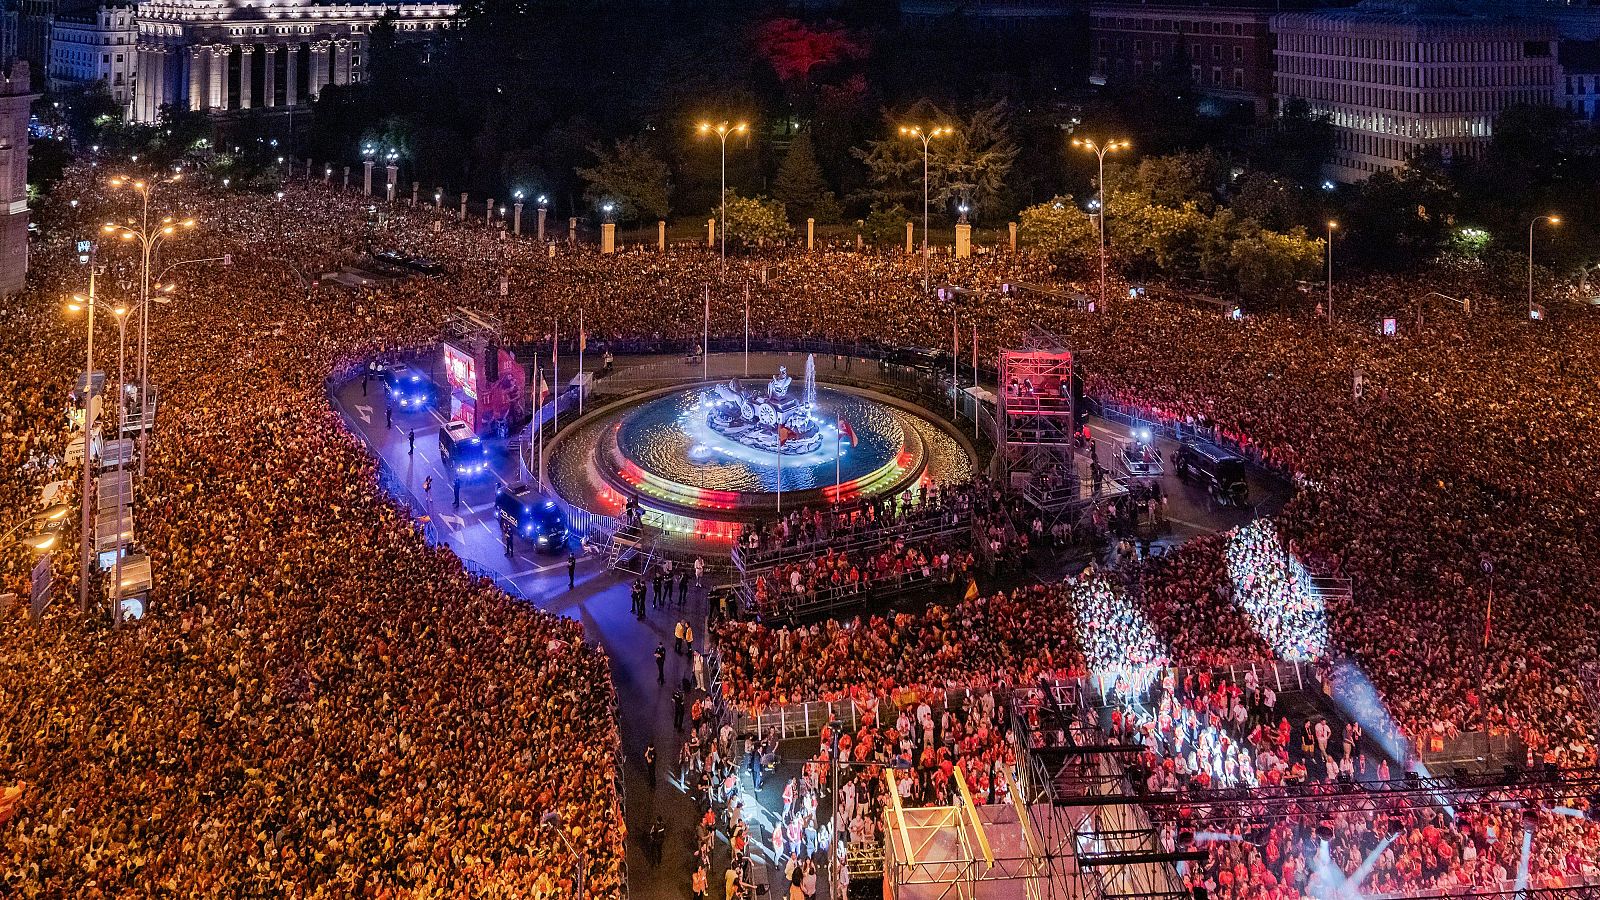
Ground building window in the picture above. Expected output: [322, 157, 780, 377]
[1234, 46, 1243, 62]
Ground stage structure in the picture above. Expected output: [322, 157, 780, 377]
[1008, 681, 1196, 900]
[999, 329, 1077, 474]
[441, 307, 528, 438]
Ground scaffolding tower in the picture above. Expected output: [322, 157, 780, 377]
[999, 333, 1076, 476]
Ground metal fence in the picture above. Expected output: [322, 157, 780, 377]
[1094, 400, 1278, 472]
[732, 513, 970, 574]
[732, 661, 1325, 738]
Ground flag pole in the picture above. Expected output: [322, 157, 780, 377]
[972, 322, 979, 440]
[553, 319, 559, 435]
[703, 284, 710, 383]
[533, 352, 543, 488]
[776, 443, 782, 515]
[744, 281, 750, 377]
[577, 307, 585, 415]
[835, 426, 841, 495]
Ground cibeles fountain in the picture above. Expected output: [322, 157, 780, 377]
[546, 354, 974, 540]
[705, 357, 824, 455]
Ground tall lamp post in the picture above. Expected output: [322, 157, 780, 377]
[697, 120, 748, 279]
[1325, 220, 1338, 325]
[1071, 137, 1130, 312]
[106, 304, 129, 626]
[65, 267, 103, 618]
[540, 812, 584, 899]
[1528, 214, 1560, 320]
[103, 175, 196, 477]
[900, 125, 950, 293]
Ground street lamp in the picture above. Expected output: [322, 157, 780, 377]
[103, 174, 196, 477]
[697, 120, 749, 279]
[1072, 137, 1130, 312]
[540, 812, 585, 899]
[1528, 214, 1560, 320]
[64, 270, 103, 618]
[1, 503, 69, 558]
[1325, 220, 1338, 325]
[106, 304, 130, 626]
[900, 125, 951, 293]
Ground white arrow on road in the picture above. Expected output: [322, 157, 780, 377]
[437, 513, 466, 530]
[354, 403, 373, 425]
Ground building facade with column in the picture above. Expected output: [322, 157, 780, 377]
[1272, 1, 1561, 181]
[0, 61, 36, 296]
[49, 1, 137, 112]
[131, 0, 455, 124]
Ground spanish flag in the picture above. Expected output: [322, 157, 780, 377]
[778, 425, 797, 447]
[839, 418, 858, 447]
[964, 577, 979, 601]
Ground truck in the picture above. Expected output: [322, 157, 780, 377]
[439, 420, 491, 478]
[495, 483, 570, 553]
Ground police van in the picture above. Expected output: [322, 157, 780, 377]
[495, 483, 570, 552]
[382, 363, 433, 410]
[1174, 440, 1249, 507]
[439, 420, 491, 478]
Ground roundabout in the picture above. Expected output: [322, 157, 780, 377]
[546, 355, 975, 539]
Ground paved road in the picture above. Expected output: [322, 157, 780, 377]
[335, 372, 734, 900]
[331, 352, 1288, 900]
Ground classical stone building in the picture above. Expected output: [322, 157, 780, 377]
[0, 61, 36, 296]
[131, 0, 456, 124]
[49, 1, 137, 113]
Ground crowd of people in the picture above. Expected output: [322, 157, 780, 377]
[0, 170, 633, 896]
[1169, 794, 1600, 899]
[3, 153, 1600, 897]
[746, 535, 977, 617]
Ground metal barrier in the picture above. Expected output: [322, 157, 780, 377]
[744, 567, 960, 621]
[732, 512, 971, 574]
[735, 696, 894, 741]
[1081, 659, 1322, 707]
[1095, 400, 1279, 473]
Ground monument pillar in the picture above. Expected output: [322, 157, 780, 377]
[186, 46, 203, 111]
[262, 45, 277, 107]
[284, 44, 299, 107]
[238, 45, 253, 109]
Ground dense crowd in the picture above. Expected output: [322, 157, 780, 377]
[0, 171, 631, 896]
[4, 156, 1600, 896]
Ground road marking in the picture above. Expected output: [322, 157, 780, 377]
[438, 513, 465, 530]
[355, 403, 373, 424]
[507, 560, 569, 577]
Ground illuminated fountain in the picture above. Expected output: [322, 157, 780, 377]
[706, 356, 824, 455]
[544, 356, 974, 538]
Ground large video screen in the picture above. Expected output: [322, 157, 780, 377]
[442, 343, 477, 399]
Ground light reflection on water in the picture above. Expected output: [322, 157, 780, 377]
[617, 386, 905, 492]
